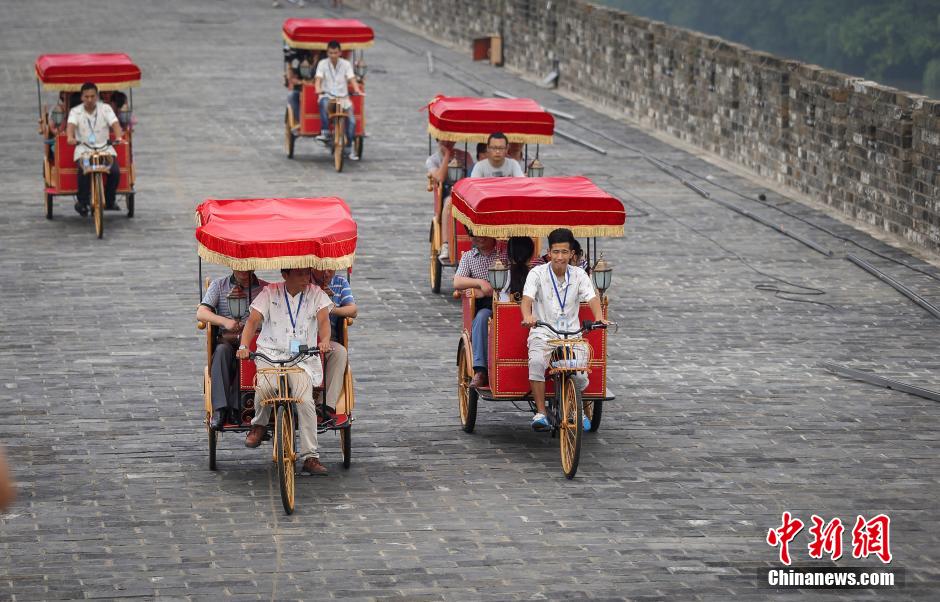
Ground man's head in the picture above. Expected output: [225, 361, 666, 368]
[312, 268, 336, 286]
[80, 82, 98, 111]
[437, 139, 455, 152]
[280, 267, 312, 287]
[327, 40, 342, 63]
[508, 142, 523, 160]
[546, 228, 576, 273]
[486, 132, 509, 166]
[232, 270, 254, 287]
[476, 142, 488, 161]
[467, 228, 497, 253]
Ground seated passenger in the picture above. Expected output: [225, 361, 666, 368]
[196, 270, 269, 430]
[499, 236, 535, 302]
[507, 142, 524, 163]
[43, 92, 69, 162]
[453, 230, 508, 388]
[312, 268, 358, 426]
[470, 132, 525, 178]
[521, 228, 607, 431]
[475, 142, 488, 162]
[427, 138, 474, 261]
[314, 40, 364, 160]
[285, 50, 317, 130]
[109, 91, 135, 130]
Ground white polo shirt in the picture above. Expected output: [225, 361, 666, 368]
[67, 101, 118, 161]
[315, 57, 355, 107]
[523, 263, 596, 341]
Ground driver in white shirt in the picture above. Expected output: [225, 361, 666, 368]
[66, 82, 124, 216]
[314, 40, 364, 160]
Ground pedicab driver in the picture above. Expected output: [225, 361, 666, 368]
[521, 228, 607, 432]
[314, 40, 364, 160]
[237, 267, 333, 475]
[66, 82, 124, 216]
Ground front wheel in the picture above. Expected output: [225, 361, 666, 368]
[275, 404, 296, 515]
[457, 349, 477, 433]
[558, 376, 583, 479]
[92, 173, 104, 239]
[340, 427, 351, 468]
[333, 117, 345, 172]
[285, 109, 296, 159]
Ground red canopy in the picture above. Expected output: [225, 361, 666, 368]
[195, 198, 357, 270]
[427, 95, 554, 144]
[283, 18, 375, 49]
[451, 176, 625, 237]
[35, 53, 141, 91]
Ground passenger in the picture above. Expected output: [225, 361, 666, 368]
[535, 237, 589, 270]
[238, 268, 333, 476]
[109, 91, 135, 130]
[507, 141, 524, 163]
[499, 237, 535, 302]
[470, 132, 525, 178]
[43, 92, 69, 162]
[521, 228, 607, 431]
[454, 230, 508, 388]
[475, 142, 488, 162]
[314, 40, 364, 160]
[427, 138, 474, 261]
[196, 270, 269, 430]
[311, 267, 358, 426]
[66, 81, 123, 216]
[286, 50, 316, 130]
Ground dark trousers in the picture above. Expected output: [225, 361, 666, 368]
[76, 159, 120, 207]
[210, 342, 240, 413]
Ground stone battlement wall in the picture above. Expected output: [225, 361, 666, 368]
[354, 0, 940, 255]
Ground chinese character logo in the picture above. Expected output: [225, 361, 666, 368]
[852, 514, 892, 564]
[767, 512, 804, 565]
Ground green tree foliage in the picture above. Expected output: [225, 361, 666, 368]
[594, 0, 940, 96]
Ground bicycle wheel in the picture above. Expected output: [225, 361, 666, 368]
[333, 117, 345, 172]
[207, 417, 218, 471]
[429, 223, 442, 294]
[45, 192, 53, 220]
[584, 399, 603, 432]
[92, 173, 104, 239]
[284, 108, 296, 159]
[126, 193, 135, 218]
[457, 349, 477, 433]
[340, 426, 351, 469]
[275, 404, 296, 515]
[354, 135, 364, 160]
[558, 376, 583, 479]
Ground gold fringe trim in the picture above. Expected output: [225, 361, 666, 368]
[427, 123, 553, 145]
[197, 243, 355, 270]
[282, 32, 374, 50]
[39, 80, 140, 92]
[451, 206, 624, 238]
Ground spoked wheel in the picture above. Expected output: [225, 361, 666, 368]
[207, 414, 218, 471]
[92, 174, 104, 239]
[354, 135, 364, 160]
[126, 193, 135, 218]
[583, 399, 603, 432]
[340, 427, 351, 469]
[45, 193, 53, 219]
[457, 350, 477, 433]
[333, 118, 345, 172]
[557, 376, 583, 479]
[284, 109, 296, 159]
[275, 404, 296, 515]
[429, 224, 442, 294]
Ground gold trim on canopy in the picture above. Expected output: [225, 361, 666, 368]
[427, 123, 553, 145]
[282, 32, 374, 50]
[451, 206, 624, 238]
[38, 80, 140, 92]
[197, 243, 356, 271]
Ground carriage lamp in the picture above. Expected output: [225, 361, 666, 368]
[227, 286, 249, 322]
[447, 157, 464, 183]
[51, 107, 65, 127]
[354, 58, 368, 80]
[487, 259, 509, 293]
[527, 158, 545, 178]
[118, 108, 133, 129]
[591, 254, 613, 296]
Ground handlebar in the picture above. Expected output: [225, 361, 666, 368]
[248, 346, 320, 366]
[79, 139, 119, 152]
[534, 320, 608, 337]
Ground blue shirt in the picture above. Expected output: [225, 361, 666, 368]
[326, 274, 354, 341]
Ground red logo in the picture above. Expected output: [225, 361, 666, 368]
[768, 512, 892, 565]
[852, 514, 892, 564]
[767, 512, 804, 565]
[808, 515, 844, 561]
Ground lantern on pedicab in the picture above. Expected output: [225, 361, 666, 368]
[447, 157, 464, 183]
[487, 258, 509, 292]
[50, 106, 65, 127]
[354, 58, 368, 80]
[592, 254, 613, 296]
[227, 286, 249, 321]
[117, 108, 133, 128]
[526, 157, 545, 178]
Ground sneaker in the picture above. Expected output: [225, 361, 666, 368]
[348, 151, 359, 161]
[74, 202, 89, 217]
[315, 132, 330, 143]
[582, 415, 591, 431]
[438, 242, 450, 262]
[531, 413, 550, 432]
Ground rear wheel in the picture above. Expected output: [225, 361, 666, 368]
[558, 376, 583, 479]
[208, 417, 218, 471]
[340, 427, 351, 468]
[45, 193, 53, 220]
[457, 349, 477, 433]
[126, 193, 135, 218]
[354, 135, 363, 160]
[429, 224, 442, 294]
[584, 399, 603, 432]
[285, 109, 296, 159]
[275, 404, 296, 515]
[333, 117, 345, 172]
[92, 173, 104, 239]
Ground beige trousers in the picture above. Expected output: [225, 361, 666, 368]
[250, 360, 320, 460]
[323, 341, 348, 410]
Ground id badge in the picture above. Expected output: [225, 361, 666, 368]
[290, 339, 302, 354]
[556, 316, 566, 332]
[87, 132, 96, 145]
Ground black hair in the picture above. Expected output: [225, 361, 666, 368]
[571, 238, 582, 254]
[476, 142, 487, 157]
[486, 132, 508, 146]
[507, 237, 534, 300]
[547, 228, 576, 249]
[68, 92, 82, 109]
[327, 40, 342, 51]
[80, 82, 98, 94]
[111, 91, 127, 108]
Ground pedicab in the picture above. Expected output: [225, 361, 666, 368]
[282, 18, 373, 171]
[35, 53, 140, 236]
[425, 95, 554, 293]
[451, 176, 625, 479]
[195, 197, 358, 514]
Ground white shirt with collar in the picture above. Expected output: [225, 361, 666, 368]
[315, 57, 355, 108]
[67, 101, 118, 161]
[522, 263, 596, 341]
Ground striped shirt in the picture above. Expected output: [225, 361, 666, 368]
[326, 274, 354, 342]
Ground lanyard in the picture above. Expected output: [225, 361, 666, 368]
[550, 267, 570, 313]
[284, 286, 304, 335]
[84, 106, 99, 135]
[328, 60, 341, 94]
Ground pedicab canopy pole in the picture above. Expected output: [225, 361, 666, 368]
[195, 197, 357, 271]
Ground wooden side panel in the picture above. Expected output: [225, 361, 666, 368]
[300, 83, 319, 135]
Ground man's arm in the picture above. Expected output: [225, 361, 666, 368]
[348, 70, 364, 95]
[235, 309, 263, 359]
[110, 120, 124, 143]
[316, 306, 332, 354]
[587, 295, 608, 324]
[196, 305, 239, 332]
[521, 295, 536, 327]
[332, 303, 357, 319]
[66, 122, 77, 146]
[314, 75, 323, 95]
[429, 149, 452, 185]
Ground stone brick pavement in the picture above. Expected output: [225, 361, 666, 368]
[0, 1, 938, 600]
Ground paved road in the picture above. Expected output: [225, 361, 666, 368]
[1, 1, 938, 600]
